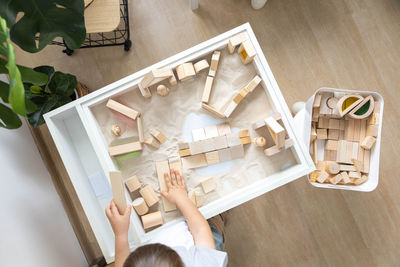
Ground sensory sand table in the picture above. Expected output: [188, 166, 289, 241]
[44, 24, 314, 263]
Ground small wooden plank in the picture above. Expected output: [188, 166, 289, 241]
[265, 116, 285, 148]
[363, 149, 370, 173]
[208, 51, 221, 77]
[202, 76, 214, 103]
[217, 123, 231, 136]
[353, 119, 361, 141]
[109, 171, 127, 214]
[179, 148, 191, 157]
[202, 103, 225, 119]
[181, 154, 208, 169]
[156, 161, 176, 212]
[144, 137, 160, 149]
[245, 75, 262, 92]
[106, 99, 140, 120]
[361, 136, 376, 150]
[109, 141, 142, 156]
[359, 119, 367, 142]
[223, 101, 238, 118]
[150, 129, 166, 143]
[264, 139, 294, 156]
[137, 115, 144, 143]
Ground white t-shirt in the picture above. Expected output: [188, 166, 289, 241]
[149, 221, 228, 267]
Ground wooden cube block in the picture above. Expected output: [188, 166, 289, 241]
[227, 132, 241, 147]
[360, 136, 376, 150]
[192, 128, 207, 141]
[106, 99, 140, 120]
[201, 177, 217, 193]
[217, 123, 231, 136]
[201, 139, 216, 153]
[230, 145, 245, 159]
[144, 137, 160, 149]
[366, 124, 378, 137]
[325, 140, 338, 151]
[339, 119, 346, 130]
[265, 116, 286, 148]
[179, 148, 191, 157]
[150, 129, 166, 143]
[318, 117, 329, 129]
[202, 103, 225, 119]
[328, 129, 340, 140]
[316, 172, 329, 183]
[212, 135, 228, 150]
[238, 129, 250, 138]
[324, 150, 337, 161]
[178, 141, 189, 150]
[309, 171, 319, 183]
[125, 175, 141, 192]
[204, 125, 219, 138]
[223, 101, 238, 118]
[328, 119, 340, 129]
[202, 76, 214, 103]
[181, 154, 208, 169]
[176, 62, 195, 81]
[240, 136, 252, 145]
[218, 147, 232, 162]
[316, 129, 328, 139]
[205, 151, 220, 165]
[238, 40, 256, 64]
[189, 141, 204, 155]
[316, 161, 327, 171]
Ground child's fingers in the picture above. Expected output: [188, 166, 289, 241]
[180, 173, 186, 187]
[105, 204, 112, 219]
[164, 173, 172, 189]
[160, 190, 169, 198]
[123, 206, 131, 217]
[110, 200, 119, 216]
[170, 168, 177, 185]
[175, 169, 182, 185]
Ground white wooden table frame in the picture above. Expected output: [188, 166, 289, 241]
[44, 23, 315, 263]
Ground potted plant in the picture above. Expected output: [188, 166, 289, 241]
[0, 0, 86, 129]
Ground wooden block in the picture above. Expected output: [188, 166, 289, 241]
[327, 97, 339, 109]
[339, 164, 356, 172]
[194, 59, 209, 74]
[125, 175, 141, 192]
[137, 115, 144, 143]
[139, 185, 159, 207]
[324, 150, 336, 161]
[310, 125, 317, 143]
[205, 151, 220, 165]
[318, 117, 329, 129]
[109, 171, 127, 215]
[109, 141, 142, 156]
[227, 32, 247, 53]
[202, 76, 214, 103]
[204, 125, 219, 138]
[138, 84, 152, 98]
[352, 119, 361, 141]
[106, 99, 140, 120]
[252, 120, 266, 130]
[264, 139, 294, 156]
[201, 139, 216, 153]
[144, 137, 160, 149]
[338, 172, 351, 184]
[339, 119, 346, 130]
[354, 175, 368, 185]
[366, 124, 378, 137]
[218, 147, 232, 162]
[319, 92, 334, 116]
[238, 40, 256, 64]
[178, 141, 189, 150]
[181, 154, 208, 169]
[202, 103, 225, 119]
[209, 51, 221, 77]
[192, 128, 207, 141]
[176, 63, 196, 81]
[140, 69, 175, 89]
[328, 119, 340, 129]
[179, 148, 191, 157]
[233, 91, 244, 104]
[265, 116, 286, 148]
[336, 140, 347, 163]
[316, 129, 328, 139]
[217, 123, 231, 136]
[351, 142, 359, 161]
[359, 119, 367, 142]
[169, 157, 182, 175]
[313, 93, 322, 107]
[336, 95, 364, 117]
[329, 173, 343, 184]
[312, 107, 320, 122]
[230, 144, 245, 159]
[328, 129, 340, 140]
[345, 141, 354, 164]
[132, 197, 149, 216]
[357, 143, 364, 163]
[155, 161, 176, 212]
[367, 113, 379, 125]
[240, 136, 252, 145]
[142, 211, 163, 230]
[316, 161, 327, 171]
[348, 95, 375, 119]
[245, 75, 262, 92]
[316, 172, 329, 183]
[168, 72, 177, 86]
[339, 130, 345, 140]
[309, 171, 319, 183]
[238, 129, 250, 138]
[223, 101, 238, 118]
[227, 132, 241, 147]
[351, 158, 364, 172]
[360, 136, 376, 150]
[363, 149, 370, 174]
[201, 177, 217, 193]
[150, 129, 166, 143]
[189, 141, 204, 155]
[327, 162, 340, 174]
[344, 119, 355, 141]
[349, 171, 361, 179]
[213, 135, 228, 150]
[312, 140, 317, 164]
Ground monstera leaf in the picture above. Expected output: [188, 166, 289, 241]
[0, 0, 86, 53]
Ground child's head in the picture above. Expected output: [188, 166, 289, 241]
[123, 243, 184, 267]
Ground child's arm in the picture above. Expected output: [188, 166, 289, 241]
[105, 200, 131, 267]
[161, 169, 216, 249]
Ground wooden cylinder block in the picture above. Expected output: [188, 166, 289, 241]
[139, 185, 159, 207]
[327, 162, 340, 174]
[132, 197, 149, 216]
[125, 175, 141, 192]
[142, 211, 163, 229]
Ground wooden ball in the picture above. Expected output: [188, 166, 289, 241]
[111, 124, 121, 136]
[157, 85, 169, 96]
[253, 136, 266, 147]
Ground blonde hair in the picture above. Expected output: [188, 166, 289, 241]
[123, 243, 184, 267]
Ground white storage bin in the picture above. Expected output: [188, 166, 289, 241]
[293, 87, 384, 192]
[44, 23, 315, 263]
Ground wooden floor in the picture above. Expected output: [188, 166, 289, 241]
[16, 0, 400, 266]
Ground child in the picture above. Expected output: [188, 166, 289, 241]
[106, 169, 228, 267]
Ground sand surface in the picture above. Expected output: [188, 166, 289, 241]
[91, 48, 297, 224]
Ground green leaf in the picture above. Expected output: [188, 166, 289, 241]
[0, 59, 49, 85]
[27, 94, 58, 127]
[30, 85, 43, 94]
[0, 81, 9, 102]
[48, 71, 77, 97]
[0, 0, 86, 53]
[0, 102, 22, 129]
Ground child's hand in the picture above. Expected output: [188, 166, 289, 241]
[160, 169, 188, 205]
[105, 200, 131, 238]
